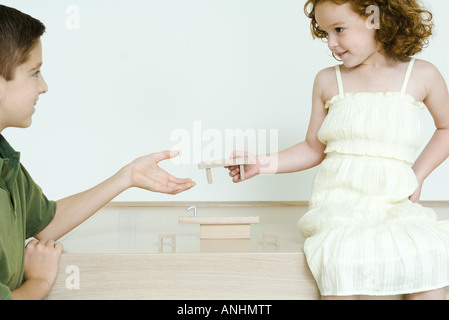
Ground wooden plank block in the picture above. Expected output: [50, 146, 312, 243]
[178, 216, 260, 225]
[199, 239, 251, 253]
[179, 216, 259, 239]
[197, 157, 249, 169]
[158, 234, 176, 253]
[200, 224, 251, 239]
[47, 253, 320, 300]
[198, 157, 249, 183]
[263, 233, 280, 252]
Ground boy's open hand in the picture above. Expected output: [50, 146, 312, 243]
[127, 150, 195, 195]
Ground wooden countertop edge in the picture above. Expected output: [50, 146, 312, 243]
[105, 200, 449, 208]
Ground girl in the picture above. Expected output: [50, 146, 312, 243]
[227, 0, 449, 300]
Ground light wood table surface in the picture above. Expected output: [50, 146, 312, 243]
[47, 201, 449, 300]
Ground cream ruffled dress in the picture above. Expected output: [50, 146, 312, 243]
[298, 58, 449, 296]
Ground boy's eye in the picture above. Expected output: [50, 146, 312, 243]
[32, 70, 40, 77]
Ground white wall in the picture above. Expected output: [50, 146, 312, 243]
[2, 0, 448, 202]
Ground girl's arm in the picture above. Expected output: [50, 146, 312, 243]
[228, 70, 329, 182]
[35, 151, 195, 241]
[410, 62, 449, 202]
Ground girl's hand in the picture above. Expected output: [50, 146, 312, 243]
[126, 150, 195, 195]
[409, 183, 423, 203]
[226, 151, 260, 183]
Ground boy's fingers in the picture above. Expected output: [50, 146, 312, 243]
[152, 150, 179, 163]
[169, 175, 195, 185]
[26, 239, 38, 248]
[45, 240, 55, 248]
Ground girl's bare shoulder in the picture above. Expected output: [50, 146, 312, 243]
[413, 58, 447, 99]
[414, 58, 443, 82]
[314, 66, 339, 101]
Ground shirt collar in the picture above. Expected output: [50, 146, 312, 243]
[0, 135, 21, 190]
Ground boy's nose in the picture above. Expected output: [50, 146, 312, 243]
[39, 76, 48, 94]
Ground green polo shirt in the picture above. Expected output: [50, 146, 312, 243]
[0, 135, 56, 300]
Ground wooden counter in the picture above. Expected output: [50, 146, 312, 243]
[47, 202, 319, 299]
[48, 252, 319, 300]
[47, 201, 449, 300]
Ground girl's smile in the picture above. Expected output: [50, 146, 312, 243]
[335, 50, 348, 59]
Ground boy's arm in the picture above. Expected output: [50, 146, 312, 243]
[11, 279, 51, 300]
[35, 150, 195, 241]
[410, 61, 449, 202]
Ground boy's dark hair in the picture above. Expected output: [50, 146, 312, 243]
[0, 5, 46, 81]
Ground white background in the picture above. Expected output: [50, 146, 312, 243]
[2, 0, 448, 202]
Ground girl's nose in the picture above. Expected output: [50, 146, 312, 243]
[327, 35, 338, 51]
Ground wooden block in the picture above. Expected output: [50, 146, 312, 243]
[200, 224, 251, 239]
[158, 234, 176, 253]
[262, 233, 280, 252]
[200, 239, 251, 253]
[240, 164, 245, 180]
[178, 216, 260, 225]
[198, 157, 249, 184]
[206, 168, 213, 184]
[197, 157, 249, 169]
[178, 216, 260, 239]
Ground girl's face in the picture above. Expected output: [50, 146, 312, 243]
[315, 1, 380, 67]
[0, 39, 48, 131]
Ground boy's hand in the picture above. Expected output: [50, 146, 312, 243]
[226, 151, 260, 183]
[15, 239, 63, 299]
[126, 150, 195, 195]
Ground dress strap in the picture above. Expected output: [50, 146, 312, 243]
[335, 65, 344, 96]
[401, 58, 416, 93]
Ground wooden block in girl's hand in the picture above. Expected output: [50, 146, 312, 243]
[198, 157, 249, 184]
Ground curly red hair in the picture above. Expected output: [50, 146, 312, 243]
[304, 0, 434, 61]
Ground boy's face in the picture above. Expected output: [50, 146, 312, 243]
[0, 39, 48, 132]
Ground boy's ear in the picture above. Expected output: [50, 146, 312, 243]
[0, 77, 6, 102]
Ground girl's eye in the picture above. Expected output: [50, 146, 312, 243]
[335, 27, 345, 33]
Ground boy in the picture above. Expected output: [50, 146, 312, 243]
[0, 5, 195, 300]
